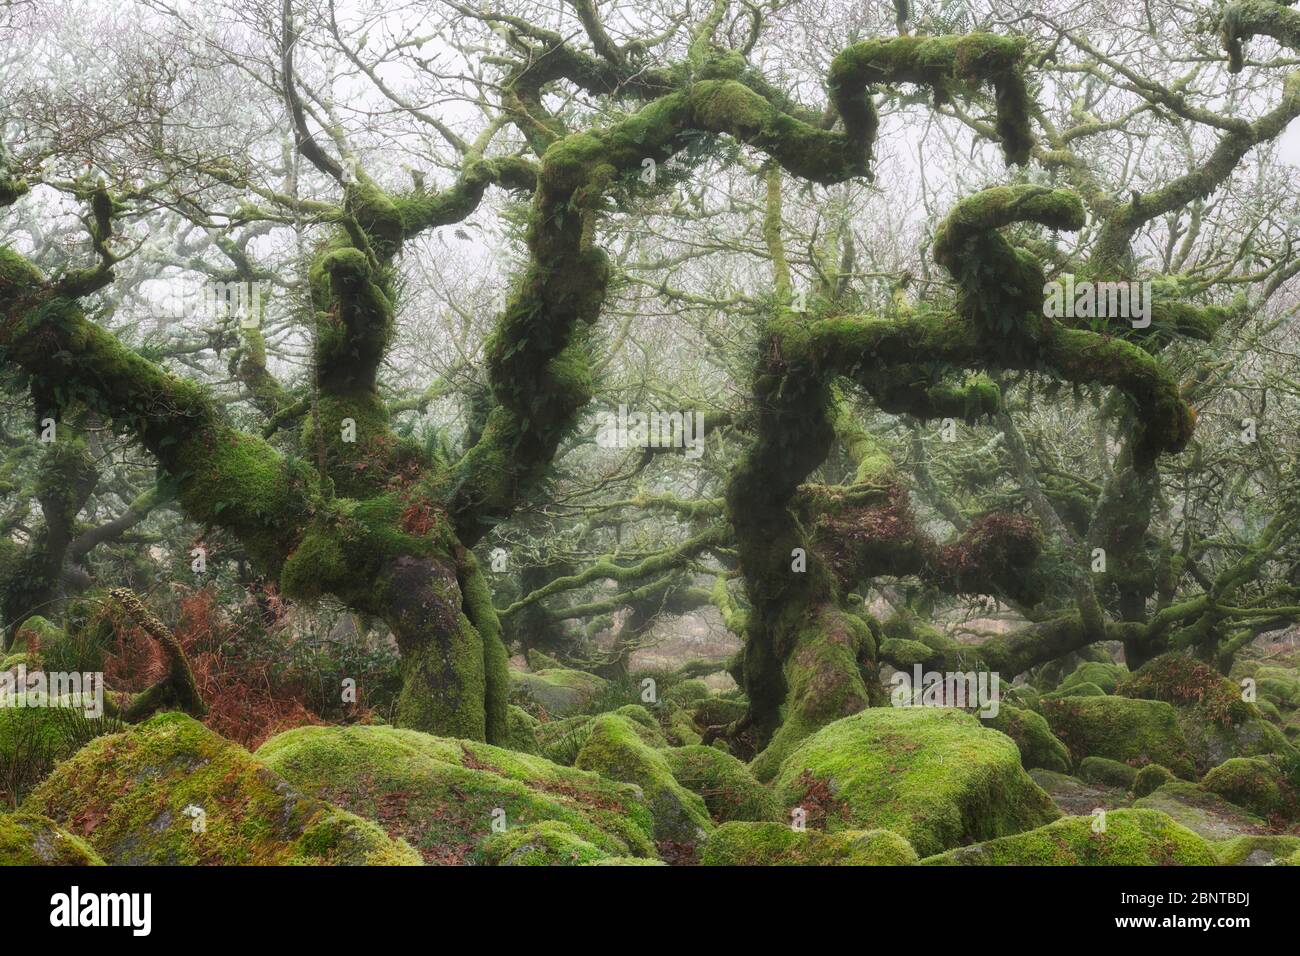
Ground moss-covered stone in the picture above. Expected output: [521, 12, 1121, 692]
[1028, 768, 1130, 816]
[26, 713, 421, 865]
[1040, 695, 1196, 778]
[475, 820, 611, 865]
[510, 666, 609, 718]
[920, 809, 1215, 865]
[1133, 764, 1175, 797]
[574, 713, 713, 846]
[1117, 653, 1292, 772]
[699, 821, 917, 865]
[504, 704, 541, 755]
[1132, 782, 1267, 841]
[1213, 834, 1300, 866]
[257, 723, 656, 863]
[1058, 660, 1128, 695]
[773, 708, 1059, 857]
[0, 812, 105, 865]
[1200, 757, 1296, 820]
[664, 679, 711, 705]
[662, 745, 778, 823]
[980, 703, 1071, 772]
[1079, 756, 1138, 789]
[1042, 681, 1106, 700]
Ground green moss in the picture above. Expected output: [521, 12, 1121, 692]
[1040, 695, 1197, 778]
[257, 723, 656, 863]
[1133, 764, 1175, 797]
[26, 713, 421, 865]
[980, 703, 1071, 772]
[1078, 756, 1138, 789]
[662, 746, 778, 823]
[510, 667, 610, 718]
[1042, 681, 1106, 699]
[475, 820, 611, 866]
[920, 809, 1215, 865]
[504, 705, 541, 755]
[773, 708, 1060, 857]
[1200, 757, 1295, 820]
[664, 679, 710, 705]
[1133, 782, 1267, 841]
[1212, 834, 1300, 866]
[574, 714, 713, 846]
[700, 822, 917, 866]
[1059, 660, 1128, 695]
[0, 812, 105, 865]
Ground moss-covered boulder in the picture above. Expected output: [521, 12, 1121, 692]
[658, 701, 704, 746]
[920, 809, 1215, 865]
[1028, 769, 1129, 816]
[1040, 696, 1196, 778]
[1078, 756, 1138, 790]
[510, 666, 609, 718]
[27, 713, 421, 865]
[980, 703, 1071, 772]
[0, 812, 105, 865]
[1058, 660, 1128, 695]
[533, 704, 667, 766]
[1133, 764, 1175, 797]
[475, 820, 611, 865]
[257, 723, 656, 863]
[664, 679, 711, 705]
[1118, 652, 1294, 772]
[503, 705, 541, 755]
[699, 821, 917, 865]
[574, 713, 713, 847]
[1200, 757, 1296, 820]
[1041, 681, 1106, 700]
[662, 746, 777, 823]
[773, 708, 1059, 857]
[691, 695, 747, 729]
[1212, 834, 1300, 866]
[1133, 782, 1267, 841]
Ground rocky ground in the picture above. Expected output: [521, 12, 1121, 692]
[3, 643, 1298, 866]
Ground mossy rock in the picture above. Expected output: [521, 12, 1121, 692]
[980, 703, 1070, 772]
[510, 667, 609, 718]
[1001, 685, 1042, 713]
[1176, 709, 1295, 774]
[1117, 653, 1291, 772]
[773, 708, 1060, 857]
[1133, 764, 1175, 797]
[658, 700, 703, 746]
[503, 705, 541, 755]
[662, 746, 778, 823]
[475, 820, 611, 866]
[1040, 696, 1196, 778]
[1212, 834, 1300, 866]
[1078, 756, 1138, 789]
[1041, 681, 1106, 700]
[1058, 660, 1128, 695]
[699, 821, 917, 865]
[920, 809, 1215, 865]
[257, 723, 656, 864]
[664, 679, 710, 705]
[27, 713, 421, 865]
[526, 648, 564, 671]
[0, 812, 105, 866]
[1256, 675, 1300, 710]
[1027, 768, 1129, 817]
[1200, 757, 1296, 820]
[1256, 699, 1283, 723]
[691, 695, 748, 728]
[533, 705, 666, 766]
[1132, 782, 1267, 841]
[574, 713, 713, 847]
